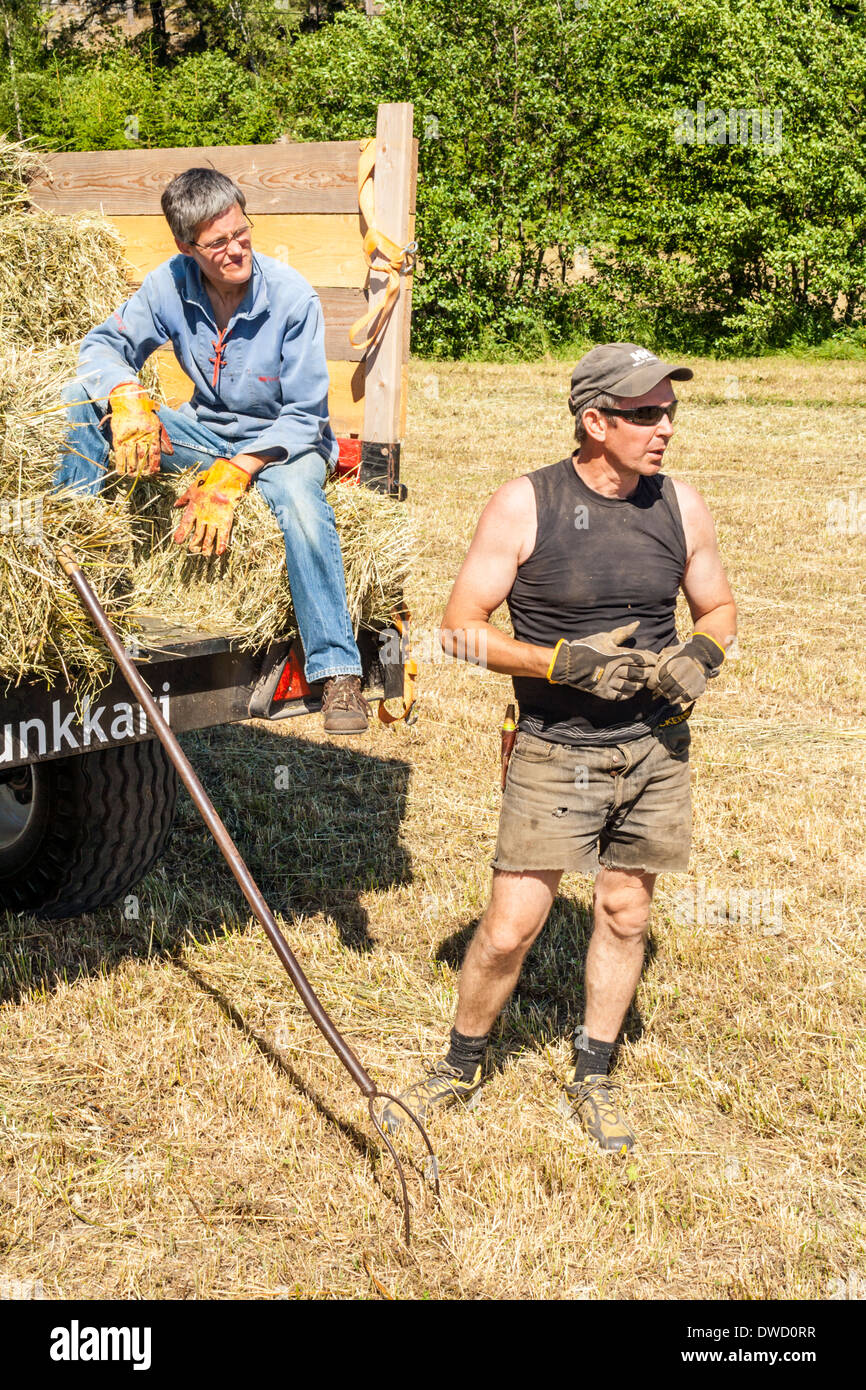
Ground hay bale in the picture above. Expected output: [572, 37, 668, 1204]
[0, 493, 137, 691]
[0, 137, 47, 213]
[0, 348, 139, 691]
[0, 210, 133, 347]
[127, 469, 416, 652]
[0, 344, 159, 498]
[0, 348, 415, 690]
[0, 344, 79, 496]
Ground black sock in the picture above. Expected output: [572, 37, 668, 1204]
[445, 1027, 488, 1082]
[572, 1026, 615, 1080]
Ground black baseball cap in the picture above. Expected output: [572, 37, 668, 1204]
[569, 343, 693, 416]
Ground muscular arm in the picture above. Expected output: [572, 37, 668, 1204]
[440, 477, 556, 676]
[672, 478, 737, 649]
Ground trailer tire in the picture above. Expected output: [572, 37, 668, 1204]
[0, 740, 178, 919]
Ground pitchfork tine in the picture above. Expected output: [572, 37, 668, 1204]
[368, 1093, 440, 1246]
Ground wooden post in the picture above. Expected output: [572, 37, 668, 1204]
[363, 102, 415, 448]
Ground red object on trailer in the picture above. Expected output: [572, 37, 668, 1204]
[335, 438, 362, 485]
[272, 644, 311, 702]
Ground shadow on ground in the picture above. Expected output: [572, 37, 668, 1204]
[177, 960, 380, 1163]
[0, 721, 413, 1008]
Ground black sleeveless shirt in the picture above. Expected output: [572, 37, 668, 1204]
[507, 457, 687, 745]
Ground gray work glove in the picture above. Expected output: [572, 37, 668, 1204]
[646, 632, 725, 705]
[547, 621, 657, 700]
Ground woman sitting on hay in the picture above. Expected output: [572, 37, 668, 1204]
[55, 167, 369, 735]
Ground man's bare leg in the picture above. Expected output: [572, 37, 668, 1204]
[565, 866, 656, 1152]
[453, 868, 562, 1036]
[381, 868, 562, 1132]
[383, 865, 655, 1137]
[583, 866, 656, 1042]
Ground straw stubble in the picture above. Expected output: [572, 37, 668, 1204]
[0, 357, 863, 1300]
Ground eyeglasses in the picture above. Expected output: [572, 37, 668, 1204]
[191, 218, 254, 256]
[600, 402, 678, 426]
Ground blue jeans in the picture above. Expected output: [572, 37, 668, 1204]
[55, 380, 362, 683]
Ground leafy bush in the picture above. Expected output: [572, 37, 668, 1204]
[276, 0, 866, 356]
[0, 49, 284, 151]
[4, 0, 866, 356]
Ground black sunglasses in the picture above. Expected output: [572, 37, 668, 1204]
[600, 402, 678, 426]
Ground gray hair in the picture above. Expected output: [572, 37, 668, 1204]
[160, 168, 246, 245]
[574, 391, 621, 446]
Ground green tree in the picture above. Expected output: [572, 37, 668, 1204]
[0, 46, 287, 148]
[5, 0, 866, 355]
[276, 0, 866, 354]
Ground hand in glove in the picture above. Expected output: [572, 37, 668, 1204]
[108, 382, 173, 476]
[172, 458, 252, 557]
[547, 621, 657, 700]
[647, 632, 725, 705]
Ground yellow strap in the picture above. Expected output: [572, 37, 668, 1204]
[349, 138, 416, 352]
[377, 612, 419, 726]
[546, 638, 565, 684]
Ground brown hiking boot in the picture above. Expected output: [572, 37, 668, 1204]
[321, 674, 369, 735]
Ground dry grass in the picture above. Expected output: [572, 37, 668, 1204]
[0, 137, 47, 213]
[0, 355, 863, 1300]
[0, 346, 139, 690]
[0, 344, 80, 496]
[0, 137, 132, 345]
[0, 495, 138, 692]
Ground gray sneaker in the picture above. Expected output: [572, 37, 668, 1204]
[382, 1060, 483, 1135]
[560, 1071, 636, 1154]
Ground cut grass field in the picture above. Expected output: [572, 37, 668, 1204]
[1, 355, 864, 1300]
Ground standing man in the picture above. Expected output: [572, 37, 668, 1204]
[385, 344, 737, 1151]
[56, 168, 368, 734]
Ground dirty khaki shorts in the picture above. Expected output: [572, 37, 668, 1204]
[493, 723, 692, 876]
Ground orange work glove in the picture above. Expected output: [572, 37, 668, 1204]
[172, 458, 252, 557]
[108, 381, 173, 476]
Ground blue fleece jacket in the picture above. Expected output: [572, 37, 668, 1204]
[77, 251, 338, 466]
